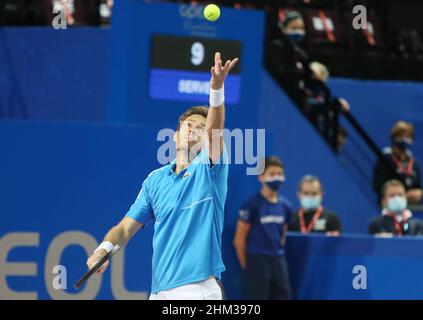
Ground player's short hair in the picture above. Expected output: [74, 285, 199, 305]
[259, 156, 284, 174]
[381, 179, 405, 197]
[391, 121, 414, 140]
[298, 175, 323, 192]
[176, 106, 209, 131]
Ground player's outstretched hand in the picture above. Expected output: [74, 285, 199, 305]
[210, 52, 239, 90]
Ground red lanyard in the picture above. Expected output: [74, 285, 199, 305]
[318, 11, 336, 43]
[299, 206, 324, 234]
[388, 211, 408, 236]
[392, 153, 414, 176]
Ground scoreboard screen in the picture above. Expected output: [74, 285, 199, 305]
[149, 34, 242, 104]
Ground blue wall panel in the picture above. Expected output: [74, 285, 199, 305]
[0, 27, 108, 121]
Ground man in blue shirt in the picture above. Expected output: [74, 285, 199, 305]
[233, 156, 292, 300]
[86, 52, 238, 300]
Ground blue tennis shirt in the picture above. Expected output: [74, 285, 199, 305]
[126, 146, 228, 293]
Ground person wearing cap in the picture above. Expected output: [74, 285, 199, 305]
[233, 156, 292, 300]
[289, 175, 342, 236]
[373, 121, 422, 204]
[369, 180, 423, 236]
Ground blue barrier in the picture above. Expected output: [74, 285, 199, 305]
[286, 232, 423, 300]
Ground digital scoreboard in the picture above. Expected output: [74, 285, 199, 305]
[149, 34, 242, 104]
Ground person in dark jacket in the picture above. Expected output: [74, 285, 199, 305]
[373, 121, 422, 204]
[369, 180, 423, 237]
[289, 175, 342, 236]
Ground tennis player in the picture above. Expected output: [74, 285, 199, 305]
[86, 52, 238, 300]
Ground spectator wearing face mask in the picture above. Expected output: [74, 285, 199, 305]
[233, 156, 292, 300]
[289, 175, 342, 236]
[373, 121, 422, 204]
[369, 180, 423, 237]
[265, 10, 309, 103]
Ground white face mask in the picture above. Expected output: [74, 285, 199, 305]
[300, 196, 322, 210]
[387, 196, 407, 213]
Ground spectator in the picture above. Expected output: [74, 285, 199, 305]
[369, 180, 423, 237]
[233, 156, 292, 300]
[304, 61, 351, 150]
[265, 10, 309, 103]
[373, 121, 422, 204]
[289, 175, 341, 236]
[308, 61, 350, 112]
[267, 12, 349, 152]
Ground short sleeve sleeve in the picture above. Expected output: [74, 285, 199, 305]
[238, 199, 257, 224]
[125, 177, 155, 225]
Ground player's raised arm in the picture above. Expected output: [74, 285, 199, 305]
[206, 52, 238, 163]
[86, 216, 143, 273]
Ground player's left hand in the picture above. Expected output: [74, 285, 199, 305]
[210, 52, 239, 90]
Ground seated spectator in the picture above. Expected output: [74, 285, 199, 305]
[289, 175, 341, 236]
[369, 180, 423, 237]
[233, 156, 292, 300]
[373, 121, 422, 204]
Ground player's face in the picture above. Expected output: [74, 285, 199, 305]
[299, 181, 322, 198]
[176, 114, 207, 151]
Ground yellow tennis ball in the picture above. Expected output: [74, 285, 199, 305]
[204, 4, 220, 22]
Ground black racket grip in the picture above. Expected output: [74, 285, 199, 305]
[73, 251, 112, 289]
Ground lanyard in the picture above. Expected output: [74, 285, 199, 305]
[318, 11, 336, 42]
[388, 211, 408, 236]
[299, 206, 324, 234]
[391, 153, 414, 176]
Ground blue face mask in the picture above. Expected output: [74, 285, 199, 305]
[387, 196, 407, 213]
[264, 176, 285, 192]
[394, 138, 413, 151]
[285, 29, 305, 44]
[300, 196, 322, 210]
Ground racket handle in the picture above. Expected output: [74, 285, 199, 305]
[73, 251, 112, 289]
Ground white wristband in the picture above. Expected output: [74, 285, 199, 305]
[94, 241, 114, 254]
[209, 86, 225, 107]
